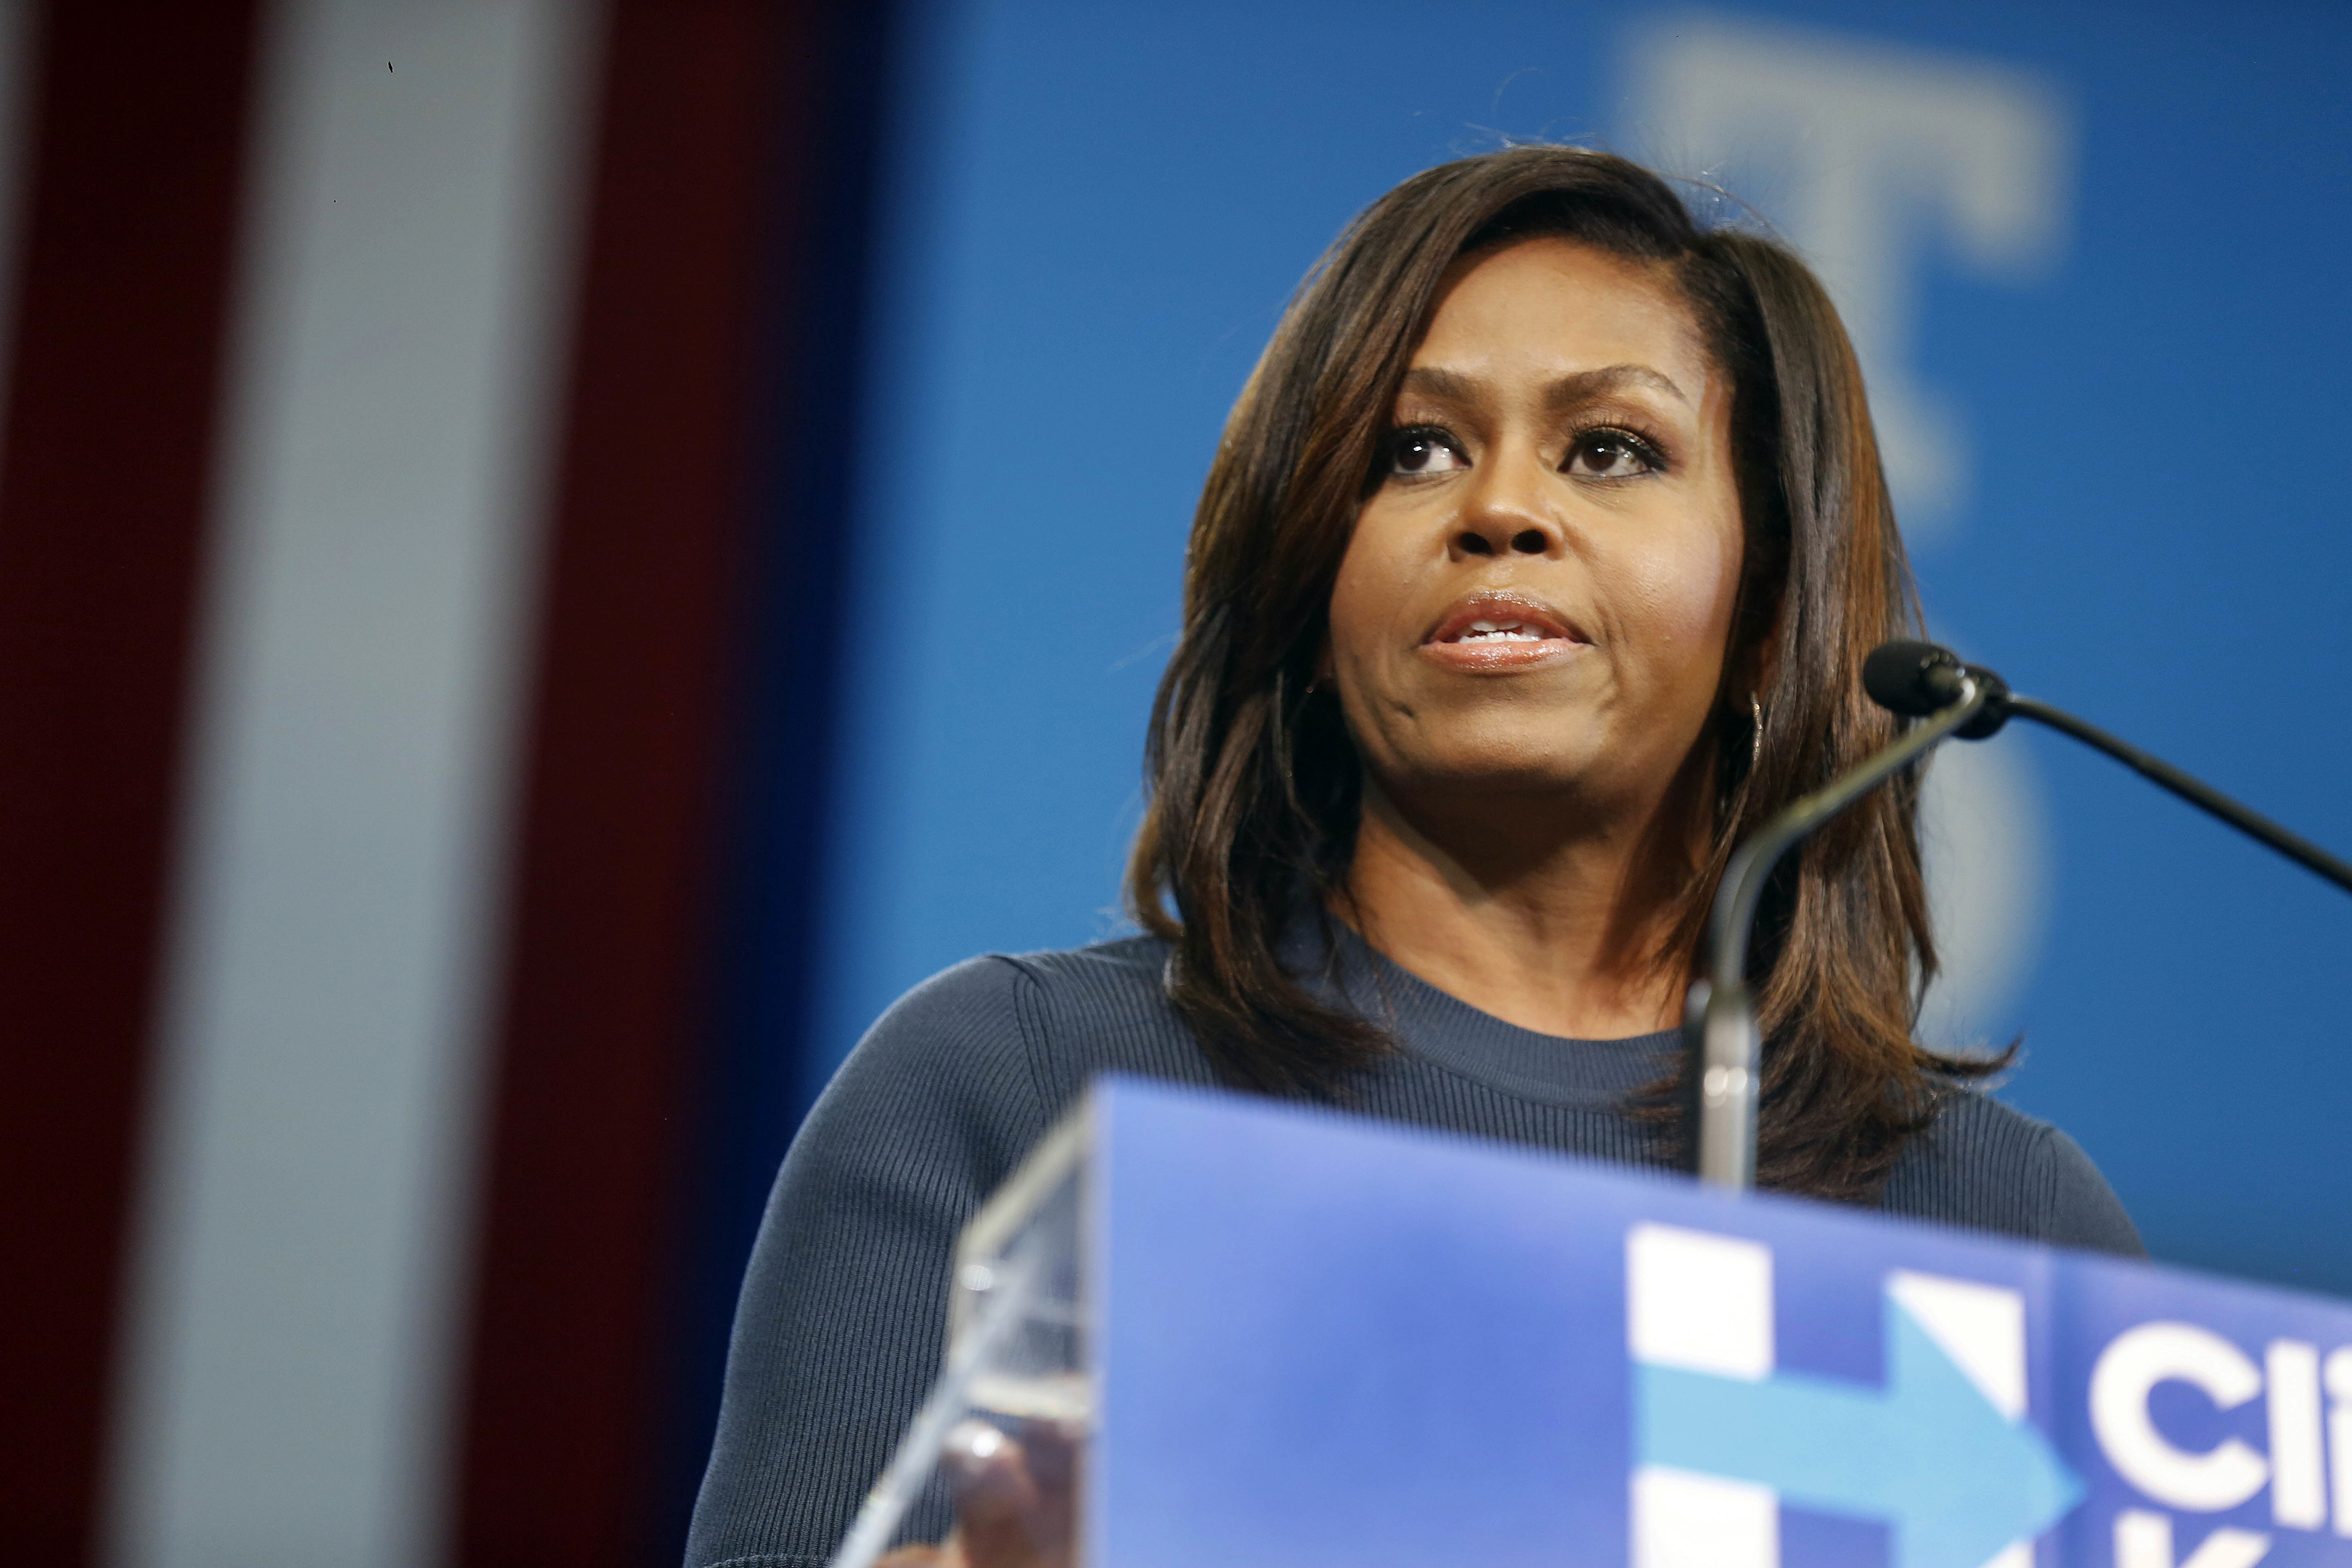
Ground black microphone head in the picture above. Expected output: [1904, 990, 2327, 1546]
[1863, 640, 1966, 716]
[1863, 637, 2016, 738]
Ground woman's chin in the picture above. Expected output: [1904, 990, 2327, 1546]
[1375, 748, 1618, 806]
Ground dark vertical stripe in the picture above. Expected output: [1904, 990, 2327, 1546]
[452, 1, 777, 1561]
[0, 3, 260, 1558]
[669, 0, 898, 1549]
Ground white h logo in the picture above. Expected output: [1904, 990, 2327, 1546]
[1627, 1223, 2039, 1568]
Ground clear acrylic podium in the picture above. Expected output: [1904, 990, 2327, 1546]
[829, 1111, 1090, 1568]
[832, 1075, 2352, 1568]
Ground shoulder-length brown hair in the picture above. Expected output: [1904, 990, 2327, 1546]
[1125, 144, 1993, 1201]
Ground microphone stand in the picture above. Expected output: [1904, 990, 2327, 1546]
[2003, 696, 2352, 896]
[1694, 636, 2352, 1195]
[1685, 674, 1990, 1191]
[1871, 638, 2352, 897]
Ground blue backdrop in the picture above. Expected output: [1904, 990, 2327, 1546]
[809, 0, 2352, 1295]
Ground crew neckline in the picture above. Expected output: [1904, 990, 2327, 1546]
[1304, 920, 1681, 1109]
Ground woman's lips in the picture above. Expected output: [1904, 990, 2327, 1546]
[1420, 592, 1588, 671]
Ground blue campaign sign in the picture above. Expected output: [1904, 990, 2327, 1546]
[1085, 1077, 2352, 1568]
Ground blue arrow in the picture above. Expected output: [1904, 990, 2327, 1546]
[1636, 1297, 2083, 1568]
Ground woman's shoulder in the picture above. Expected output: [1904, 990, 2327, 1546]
[829, 933, 1204, 1116]
[1882, 1086, 2144, 1259]
[852, 933, 1172, 1045]
[779, 936, 1194, 1254]
[995, 931, 1179, 1001]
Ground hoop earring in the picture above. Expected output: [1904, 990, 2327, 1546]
[1749, 693, 1767, 769]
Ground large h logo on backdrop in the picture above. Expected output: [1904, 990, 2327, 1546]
[1626, 1224, 2080, 1568]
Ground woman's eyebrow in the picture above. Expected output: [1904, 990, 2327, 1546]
[1397, 363, 1689, 407]
[1397, 365, 1480, 404]
[1545, 364, 1689, 408]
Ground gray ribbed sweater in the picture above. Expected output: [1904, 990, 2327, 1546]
[684, 931, 2141, 1568]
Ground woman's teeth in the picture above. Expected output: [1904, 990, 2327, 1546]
[1457, 618, 1545, 643]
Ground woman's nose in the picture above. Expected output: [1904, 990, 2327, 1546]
[1446, 451, 1561, 560]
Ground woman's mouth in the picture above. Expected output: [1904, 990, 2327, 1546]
[1455, 619, 1548, 643]
[1421, 592, 1588, 671]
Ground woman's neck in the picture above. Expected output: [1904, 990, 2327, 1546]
[1339, 773, 1699, 1040]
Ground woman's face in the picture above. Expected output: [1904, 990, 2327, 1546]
[1327, 236, 1746, 829]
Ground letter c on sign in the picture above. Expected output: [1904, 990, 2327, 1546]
[2091, 1323, 2269, 1511]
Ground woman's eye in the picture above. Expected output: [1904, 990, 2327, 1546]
[1387, 428, 1467, 476]
[1565, 429, 1661, 479]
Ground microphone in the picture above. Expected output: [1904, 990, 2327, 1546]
[1862, 639, 2004, 732]
[1685, 661, 1991, 1190]
[1863, 640, 2352, 897]
[1691, 636, 2352, 1193]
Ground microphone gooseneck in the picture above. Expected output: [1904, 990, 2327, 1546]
[1694, 633, 2352, 1196]
[1863, 641, 2352, 897]
[1686, 667, 1989, 1191]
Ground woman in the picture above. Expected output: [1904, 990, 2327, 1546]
[684, 144, 2139, 1568]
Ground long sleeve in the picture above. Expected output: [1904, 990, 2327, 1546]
[684, 957, 1053, 1568]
